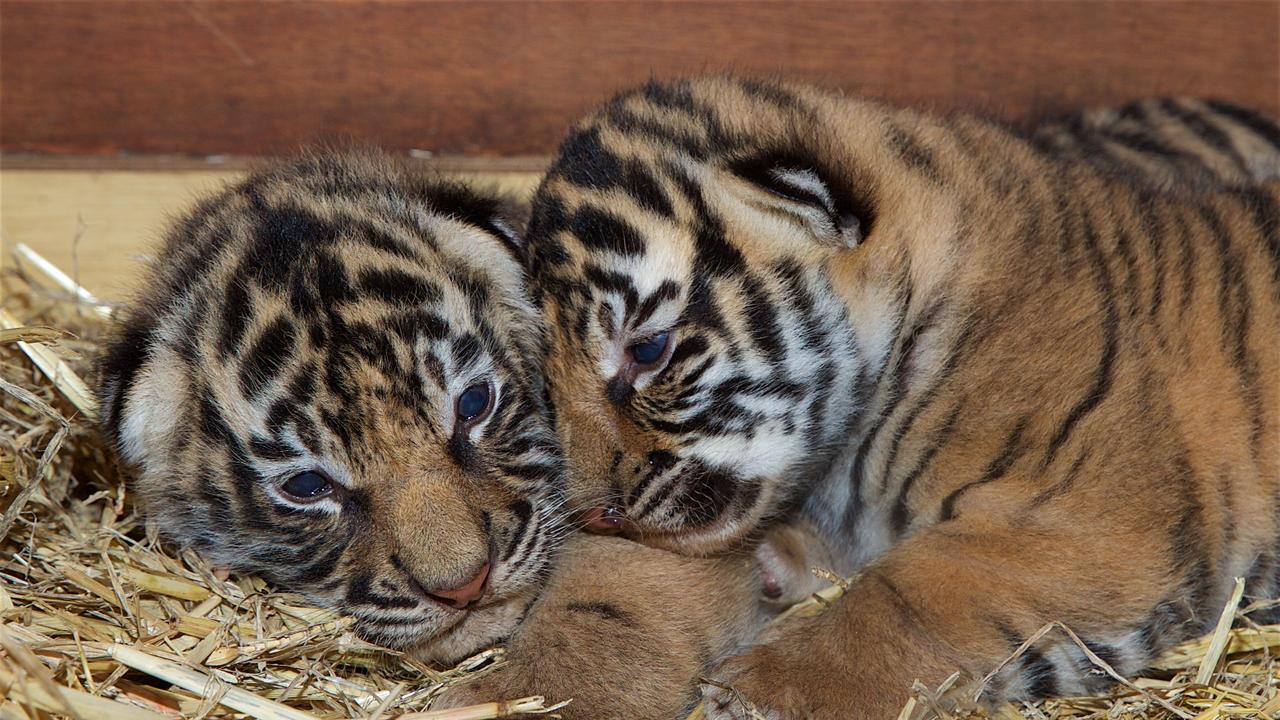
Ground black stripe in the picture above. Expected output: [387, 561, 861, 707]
[736, 77, 815, 120]
[551, 126, 675, 219]
[845, 286, 935, 518]
[565, 601, 636, 625]
[356, 268, 440, 306]
[939, 416, 1030, 521]
[1136, 199, 1168, 329]
[1019, 647, 1060, 699]
[679, 467, 736, 526]
[604, 107, 711, 160]
[547, 127, 616, 190]
[875, 302, 954, 493]
[630, 467, 684, 521]
[627, 450, 674, 507]
[1110, 208, 1143, 323]
[885, 123, 941, 181]
[663, 161, 747, 276]
[1042, 214, 1118, 466]
[1230, 186, 1280, 286]
[291, 536, 353, 585]
[1204, 99, 1280, 152]
[1158, 99, 1251, 173]
[632, 280, 682, 329]
[248, 204, 338, 289]
[1026, 448, 1089, 509]
[501, 499, 534, 562]
[218, 280, 254, 358]
[890, 402, 963, 535]
[741, 277, 785, 358]
[249, 436, 300, 461]
[569, 206, 646, 256]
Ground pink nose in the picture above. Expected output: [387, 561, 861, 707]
[426, 562, 490, 609]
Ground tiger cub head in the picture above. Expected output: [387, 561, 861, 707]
[98, 150, 565, 660]
[525, 75, 967, 554]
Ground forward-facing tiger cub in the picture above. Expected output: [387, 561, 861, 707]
[523, 77, 1280, 717]
[97, 150, 569, 662]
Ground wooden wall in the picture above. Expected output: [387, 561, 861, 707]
[3, 1, 1278, 158]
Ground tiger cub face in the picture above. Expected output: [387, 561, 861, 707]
[525, 77, 944, 553]
[99, 151, 565, 658]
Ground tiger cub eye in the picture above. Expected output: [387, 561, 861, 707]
[628, 332, 670, 366]
[281, 471, 333, 501]
[456, 382, 493, 425]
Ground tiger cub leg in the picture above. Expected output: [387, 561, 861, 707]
[433, 533, 767, 720]
[433, 522, 845, 718]
[703, 518, 1181, 720]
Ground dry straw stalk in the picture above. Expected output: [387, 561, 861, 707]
[3, 246, 1276, 720]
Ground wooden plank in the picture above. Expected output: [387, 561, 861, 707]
[3, 1, 1277, 157]
[0, 168, 543, 302]
[0, 153, 549, 173]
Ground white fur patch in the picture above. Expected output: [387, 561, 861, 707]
[118, 344, 188, 468]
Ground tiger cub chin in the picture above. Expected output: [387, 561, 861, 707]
[97, 149, 568, 662]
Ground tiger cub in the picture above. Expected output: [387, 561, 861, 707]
[522, 77, 1280, 718]
[97, 150, 569, 663]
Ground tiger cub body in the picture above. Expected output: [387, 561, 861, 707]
[98, 150, 569, 662]
[522, 77, 1280, 717]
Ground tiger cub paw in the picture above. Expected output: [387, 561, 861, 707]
[701, 635, 840, 720]
[431, 675, 554, 716]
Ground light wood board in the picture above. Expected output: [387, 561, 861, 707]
[1, 169, 541, 302]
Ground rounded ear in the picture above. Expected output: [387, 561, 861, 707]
[486, 195, 531, 256]
[426, 181, 530, 259]
[96, 316, 155, 454]
[763, 166, 864, 249]
[97, 320, 188, 471]
[728, 152, 870, 250]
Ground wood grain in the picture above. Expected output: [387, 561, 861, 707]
[3, 1, 1278, 157]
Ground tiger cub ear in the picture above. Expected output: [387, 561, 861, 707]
[481, 195, 531, 256]
[730, 155, 865, 249]
[429, 182, 530, 258]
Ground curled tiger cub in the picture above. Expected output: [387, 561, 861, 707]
[97, 149, 568, 663]
[524, 77, 1280, 717]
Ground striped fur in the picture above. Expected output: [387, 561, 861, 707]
[524, 77, 1280, 717]
[98, 150, 566, 663]
[1033, 97, 1280, 195]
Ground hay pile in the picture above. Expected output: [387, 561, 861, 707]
[2, 245, 1277, 720]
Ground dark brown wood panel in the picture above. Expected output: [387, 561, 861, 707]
[3, 1, 1278, 157]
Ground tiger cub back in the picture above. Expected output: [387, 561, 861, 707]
[1032, 97, 1280, 193]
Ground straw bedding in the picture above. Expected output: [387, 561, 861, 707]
[1, 247, 1277, 719]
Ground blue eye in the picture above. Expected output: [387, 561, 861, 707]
[629, 332, 670, 366]
[281, 471, 333, 501]
[457, 383, 493, 424]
